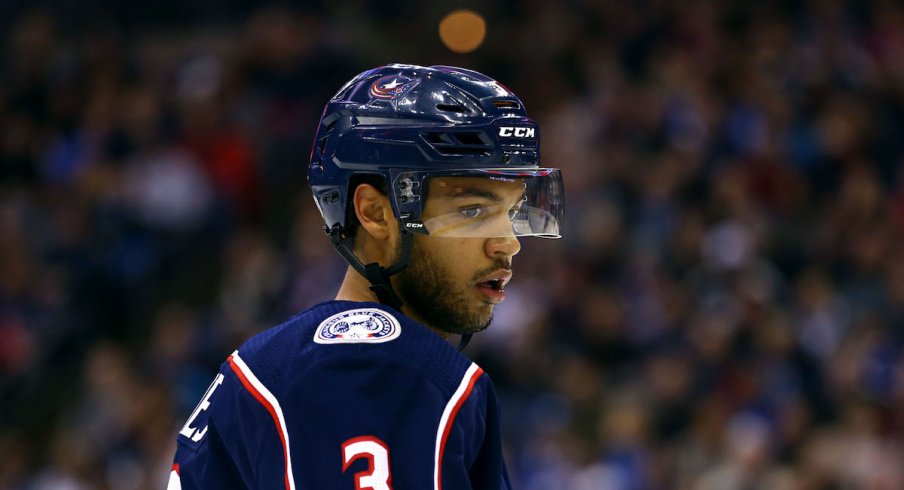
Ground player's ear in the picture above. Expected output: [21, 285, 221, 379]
[353, 183, 394, 242]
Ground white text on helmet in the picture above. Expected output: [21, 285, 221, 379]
[498, 127, 535, 138]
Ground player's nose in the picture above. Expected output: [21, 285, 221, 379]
[485, 235, 521, 259]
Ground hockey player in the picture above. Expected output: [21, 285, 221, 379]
[169, 64, 564, 489]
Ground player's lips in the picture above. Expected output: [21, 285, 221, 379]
[475, 270, 513, 304]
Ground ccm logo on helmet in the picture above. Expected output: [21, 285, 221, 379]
[498, 127, 535, 138]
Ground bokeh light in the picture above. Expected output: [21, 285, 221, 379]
[438, 9, 486, 54]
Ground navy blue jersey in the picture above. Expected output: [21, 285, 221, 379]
[169, 301, 511, 490]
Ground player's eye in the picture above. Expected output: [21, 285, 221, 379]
[459, 206, 485, 219]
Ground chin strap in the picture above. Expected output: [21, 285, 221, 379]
[327, 223, 411, 311]
[327, 223, 473, 352]
[457, 334, 473, 350]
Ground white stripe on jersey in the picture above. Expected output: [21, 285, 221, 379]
[231, 351, 297, 490]
[434, 362, 483, 490]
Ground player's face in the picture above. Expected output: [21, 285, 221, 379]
[394, 176, 523, 336]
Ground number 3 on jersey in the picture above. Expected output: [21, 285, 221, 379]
[342, 436, 393, 490]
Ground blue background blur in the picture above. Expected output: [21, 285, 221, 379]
[2, 1, 904, 489]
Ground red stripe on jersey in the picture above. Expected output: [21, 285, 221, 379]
[436, 366, 483, 489]
[228, 355, 293, 490]
[172, 463, 179, 474]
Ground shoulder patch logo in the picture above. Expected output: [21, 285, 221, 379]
[314, 308, 402, 344]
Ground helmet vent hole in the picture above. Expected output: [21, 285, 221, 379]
[316, 121, 336, 156]
[454, 132, 484, 145]
[421, 131, 492, 156]
[424, 132, 450, 144]
[493, 100, 520, 110]
[436, 103, 469, 114]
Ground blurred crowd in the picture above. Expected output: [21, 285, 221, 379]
[3, 0, 904, 489]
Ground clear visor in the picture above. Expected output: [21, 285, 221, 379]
[409, 168, 563, 238]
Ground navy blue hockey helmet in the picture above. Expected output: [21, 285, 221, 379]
[308, 64, 563, 318]
[309, 63, 563, 240]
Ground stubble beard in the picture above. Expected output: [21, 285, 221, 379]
[394, 244, 493, 336]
